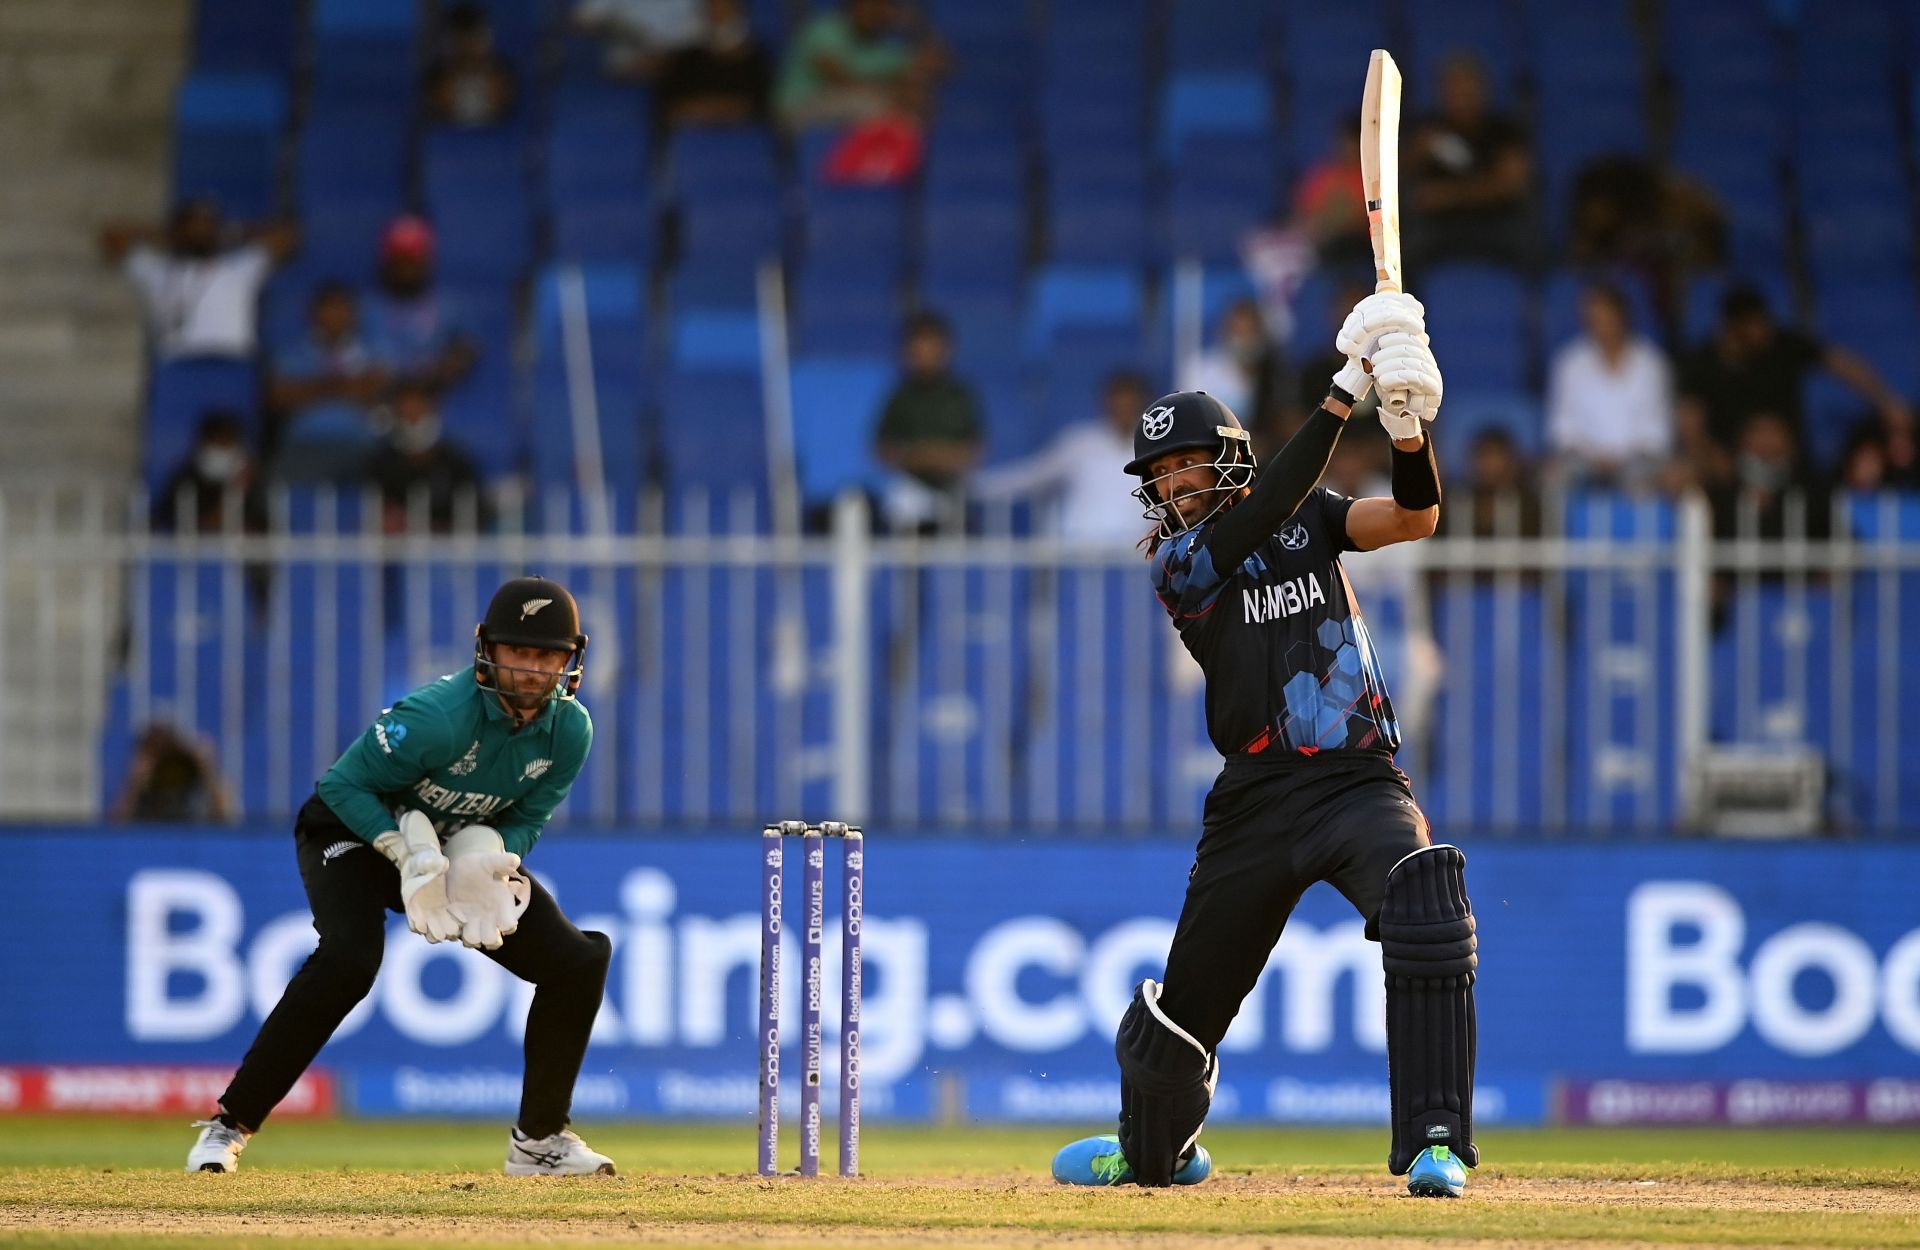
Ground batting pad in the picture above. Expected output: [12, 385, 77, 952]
[1380, 844, 1479, 1174]
[1115, 979, 1218, 1187]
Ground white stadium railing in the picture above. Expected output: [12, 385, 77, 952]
[2, 482, 1917, 836]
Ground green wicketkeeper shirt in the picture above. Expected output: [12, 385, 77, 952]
[315, 665, 593, 857]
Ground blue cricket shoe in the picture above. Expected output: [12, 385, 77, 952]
[1050, 1134, 1212, 1186]
[1406, 1145, 1468, 1197]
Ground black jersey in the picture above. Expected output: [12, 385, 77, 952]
[1150, 485, 1401, 758]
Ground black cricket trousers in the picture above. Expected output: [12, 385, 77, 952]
[219, 795, 611, 1136]
[1156, 748, 1432, 1051]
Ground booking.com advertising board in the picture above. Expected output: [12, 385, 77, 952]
[4, 829, 1920, 1127]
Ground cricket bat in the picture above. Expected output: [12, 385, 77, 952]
[1360, 48, 1408, 417]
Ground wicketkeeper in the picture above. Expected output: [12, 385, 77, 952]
[187, 576, 616, 1176]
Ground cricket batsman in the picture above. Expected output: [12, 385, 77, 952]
[1050, 291, 1478, 1197]
[186, 576, 616, 1176]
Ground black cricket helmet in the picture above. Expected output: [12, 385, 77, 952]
[1123, 391, 1256, 537]
[474, 575, 589, 704]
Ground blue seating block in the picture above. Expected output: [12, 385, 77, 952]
[788, 356, 894, 501]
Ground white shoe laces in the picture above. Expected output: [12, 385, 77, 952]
[191, 1119, 246, 1149]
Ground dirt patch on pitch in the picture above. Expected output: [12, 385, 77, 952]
[0, 1208, 1841, 1250]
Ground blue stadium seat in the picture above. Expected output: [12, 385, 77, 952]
[1037, 325, 1143, 431]
[533, 263, 644, 340]
[1025, 266, 1146, 356]
[1422, 264, 1529, 383]
[924, 130, 1026, 200]
[311, 0, 419, 102]
[794, 266, 899, 356]
[1527, 1, 1640, 92]
[923, 198, 1026, 294]
[1166, 135, 1278, 265]
[1277, 2, 1389, 87]
[545, 115, 649, 203]
[145, 360, 259, 489]
[1805, 205, 1913, 279]
[297, 197, 402, 283]
[1160, 73, 1273, 160]
[173, 73, 287, 217]
[430, 182, 533, 285]
[191, 0, 300, 75]
[658, 368, 768, 489]
[1048, 191, 1153, 268]
[1437, 389, 1546, 461]
[1662, 0, 1780, 88]
[806, 186, 909, 277]
[668, 125, 781, 201]
[1167, 0, 1269, 71]
[297, 108, 410, 205]
[1405, 0, 1520, 106]
[788, 356, 895, 502]
[1540, 268, 1657, 351]
[679, 199, 785, 286]
[530, 266, 652, 490]
[672, 310, 762, 370]
[551, 200, 657, 267]
[436, 288, 520, 479]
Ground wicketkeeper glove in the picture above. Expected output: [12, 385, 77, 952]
[442, 824, 532, 951]
[373, 809, 462, 944]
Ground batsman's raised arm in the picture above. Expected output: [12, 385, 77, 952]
[1339, 290, 1444, 551]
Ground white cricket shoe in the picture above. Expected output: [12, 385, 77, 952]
[505, 1126, 616, 1176]
[185, 1119, 248, 1173]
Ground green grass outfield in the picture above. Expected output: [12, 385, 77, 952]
[1, 1118, 1916, 1249]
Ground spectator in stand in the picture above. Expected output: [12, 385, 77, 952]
[1178, 298, 1287, 447]
[1708, 412, 1830, 541]
[971, 371, 1154, 548]
[111, 723, 236, 823]
[1289, 113, 1370, 269]
[151, 410, 267, 534]
[1838, 426, 1920, 493]
[362, 216, 476, 393]
[266, 283, 389, 482]
[1568, 155, 1726, 321]
[369, 379, 493, 533]
[1545, 283, 1676, 491]
[1677, 286, 1914, 490]
[1437, 427, 1542, 540]
[572, 0, 706, 80]
[655, 0, 772, 130]
[776, 0, 944, 131]
[1242, 116, 1369, 341]
[99, 197, 297, 362]
[874, 310, 983, 532]
[1407, 54, 1533, 269]
[425, 1, 519, 129]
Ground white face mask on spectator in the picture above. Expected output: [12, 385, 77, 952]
[195, 445, 245, 481]
[393, 417, 443, 454]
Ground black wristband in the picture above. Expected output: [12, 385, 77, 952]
[1326, 382, 1358, 408]
[1390, 435, 1442, 511]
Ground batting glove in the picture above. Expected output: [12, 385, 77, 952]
[1335, 291, 1426, 360]
[1369, 329, 1443, 438]
[442, 824, 532, 951]
[374, 809, 462, 944]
